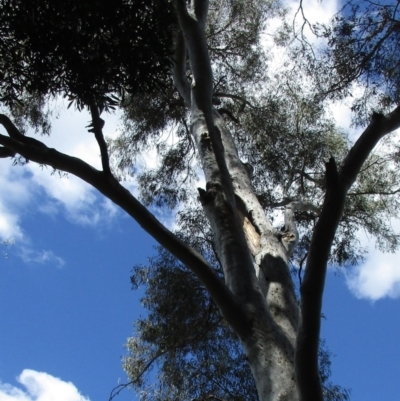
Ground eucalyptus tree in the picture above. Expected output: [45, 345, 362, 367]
[0, 1, 400, 401]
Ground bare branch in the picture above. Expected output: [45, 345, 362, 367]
[301, 171, 323, 185]
[341, 107, 400, 189]
[265, 198, 320, 215]
[109, 350, 164, 401]
[0, 114, 25, 140]
[282, 202, 299, 255]
[191, 0, 209, 28]
[193, 395, 229, 401]
[265, 198, 293, 208]
[348, 188, 400, 196]
[217, 107, 240, 124]
[0, 114, 47, 150]
[292, 200, 321, 215]
[89, 102, 112, 175]
[174, 0, 213, 116]
[298, 252, 308, 287]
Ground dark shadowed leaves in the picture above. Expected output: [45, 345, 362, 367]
[0, 0, 175, 110]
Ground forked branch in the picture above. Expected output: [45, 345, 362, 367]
[296, 105, 400, 401]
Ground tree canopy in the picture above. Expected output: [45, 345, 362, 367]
[0, 0, 175, 110]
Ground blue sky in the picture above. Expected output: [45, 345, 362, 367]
[1, 0, 400, 400]
[1, 164, 400, 401]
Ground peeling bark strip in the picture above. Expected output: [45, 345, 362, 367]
[236, 207, 261, 256]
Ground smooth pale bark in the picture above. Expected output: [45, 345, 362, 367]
[174, 2, 300, 400]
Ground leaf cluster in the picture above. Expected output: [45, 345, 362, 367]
[221, 79, 375, 267]
[303, 0, 400, 124]
[125, 241, 257, 401]
[0, 0, 176, 110]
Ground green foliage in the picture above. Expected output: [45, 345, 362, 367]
[124, 238, 350, 401]
[115, 5, 400, 396]
[124, 207, 350, 401]
[319, 340, 351, 401]
[125, 241, 258, 401]
[0, 0, 175, 110]
[109, 0, 280, 179]
[304, 0, 400, 124]
[116, 60, 400, 267]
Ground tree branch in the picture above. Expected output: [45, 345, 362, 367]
[0, 129, 251, 339]
[217, 107, 240, 124]
[341, 107, 400, 189]
[265, 198, 320, 214]
[0, 147, 16, 158]
[301, 171, 323, 185]
[0, 114, 47, 149]
[194, 395, 229, 401]
[172, 28, 191, 107]
[348, 188, 400, 196]
[281, 202, 299, 255]
[296, 157, 340, 401]
[89, 102, 112, 175]
[175, 0, 208, 30]
[174, 0, 213, 116]
[296, 105, 400, 401]
[293, 200, 321, 215]
[213, 92, 258, 110]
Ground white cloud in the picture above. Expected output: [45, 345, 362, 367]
[343, 219, 400, 300]
[20, 248, 66, 269]
[27, 165, 100, 225]
[0, 203, 23, 242]
[0, 163, 33, 242]
[0, 369, 90, 401]
[0, 105, 123, 266]
[23, 104, 121, 225]
[0, 104, 122, 235]
[345, 251, 400, 301]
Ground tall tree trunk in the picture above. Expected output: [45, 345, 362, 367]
[191, 104, 300, 400]
[174, 1, 301, 400]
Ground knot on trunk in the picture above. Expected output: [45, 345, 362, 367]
[197, 181, 222, 205]
[200, 131, 212, 150]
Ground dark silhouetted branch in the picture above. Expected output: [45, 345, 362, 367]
[89, 102, 111, 175]
[0, 129, 251, 339]
[296, 105, 400, 401]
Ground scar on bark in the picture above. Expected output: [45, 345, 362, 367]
[235, 196, 261, 256]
